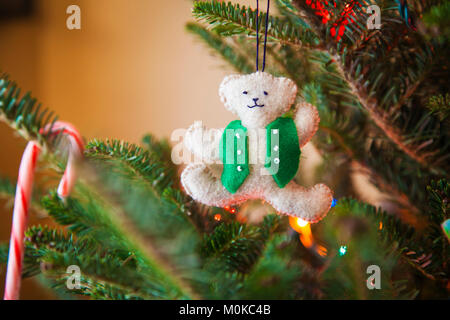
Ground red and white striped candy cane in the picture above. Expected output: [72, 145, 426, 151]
[3, 142, 40, 301]
[42, 121, 84, 199]
[3, 121, 84, 300]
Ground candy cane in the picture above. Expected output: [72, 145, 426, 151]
[42, 121, 84, 199]
[3, 121, 84, 300]
[3, 142, 40, 301]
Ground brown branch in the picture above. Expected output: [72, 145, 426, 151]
[291, 0, 434, 168]
[388, 60, 432, 116]
[318, 125, 422, 222]
[319, 125, 355, 158]
[350, 161, 423, 229]
[331, 56, 432, 167]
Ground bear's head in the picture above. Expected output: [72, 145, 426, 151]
[219, 71, 297, 128]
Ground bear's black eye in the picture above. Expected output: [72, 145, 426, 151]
[243, 91, 248, 95]
[264, 91, 268, 95]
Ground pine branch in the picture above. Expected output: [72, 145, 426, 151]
[85, 139, 205, 241]
[186, 22, 255, 73]
[192, 0, 321, 48]
[201, 214, 282, 274]
[41, 191, 115, 239]
[83, 139, 217, 297]
[331, 55, 440, 169]
[196, 216, 292, 299]
[276, 0, 311, 28]
[302, 80, 424, 216]
[0, 74, 58, 148]
[425, 179, 449, 273]
[288, 0, 449, 173]
[239, 234, 303, 299]
[331, 41, 448, 173]
[142, 134, 177, 177]
[306, 76, 440, 216]
[426, 93, 450, 124]
[427, 179, 449, 224]
[315, 111, 426, 218]
[41, 190, 197, 299]
[0, 74, 87, 182]
[267, 44, 317, 87]
[365, 141, 439, 208]
[332, 198, 415, 249]
[332, 197, 449, 282]
[22, 226, 171, 299]
[86, 139, 175, 193]
[162, 186, 218, 234]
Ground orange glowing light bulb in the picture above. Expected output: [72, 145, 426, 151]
[297, 218, 308, 227]
[289, 216, 309, 233]
[299, 225, 314, 248]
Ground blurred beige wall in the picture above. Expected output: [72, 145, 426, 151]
[0, 0, 252, 299]
[2, 0, 240, 142]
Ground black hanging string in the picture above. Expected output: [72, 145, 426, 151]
[262, 0, 270, 72]
[256, 0, 270, 72]
[256, 0, 259, 71]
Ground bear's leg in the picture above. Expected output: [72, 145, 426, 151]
[181, 163, 237, 207]
[263, 181, 333, 223]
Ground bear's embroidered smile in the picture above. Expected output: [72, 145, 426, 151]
[246, 95, 265, 108]
[247, 102, 265, 108]
[247, 104, 265, 108]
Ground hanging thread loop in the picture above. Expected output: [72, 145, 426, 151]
[256, 0, 270, 72]
[256, 0, 259, 71]
[262, 0, 270, 72]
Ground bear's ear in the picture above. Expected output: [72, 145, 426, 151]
[276, 76, 298, 108]
[219, 74, 242, 112]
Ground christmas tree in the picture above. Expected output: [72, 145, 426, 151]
[0, 0, 449, 299]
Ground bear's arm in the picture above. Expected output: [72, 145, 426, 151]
[184, 121, 224, 163]
[294, 101, 320, 148]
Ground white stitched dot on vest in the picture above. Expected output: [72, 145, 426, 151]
[237, 166, 242, 172]
[273, 145, 279, 151]
[237, 150, 242, 155]
[236, 133, 240, 139]
[274, 158, 280, 164]
[273, 129, 278, 134]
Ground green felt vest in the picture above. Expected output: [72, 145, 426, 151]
[220, 117, 300, 194]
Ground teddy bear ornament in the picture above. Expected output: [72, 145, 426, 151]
[181, 0, 333, 223]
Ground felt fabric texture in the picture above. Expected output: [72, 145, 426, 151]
[181, 71, 333, 223]
[220, 117, 300, 193]
[184, 121, 223, 163]
[219, 72, 297, 129]
[220, 120, 250, 193]
[265, 117, 300, 188]
[294, 101, 320, 148]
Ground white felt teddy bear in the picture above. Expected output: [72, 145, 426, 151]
[181, 71, 333, 223]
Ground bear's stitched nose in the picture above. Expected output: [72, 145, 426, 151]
[253, 98, 259, 102]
